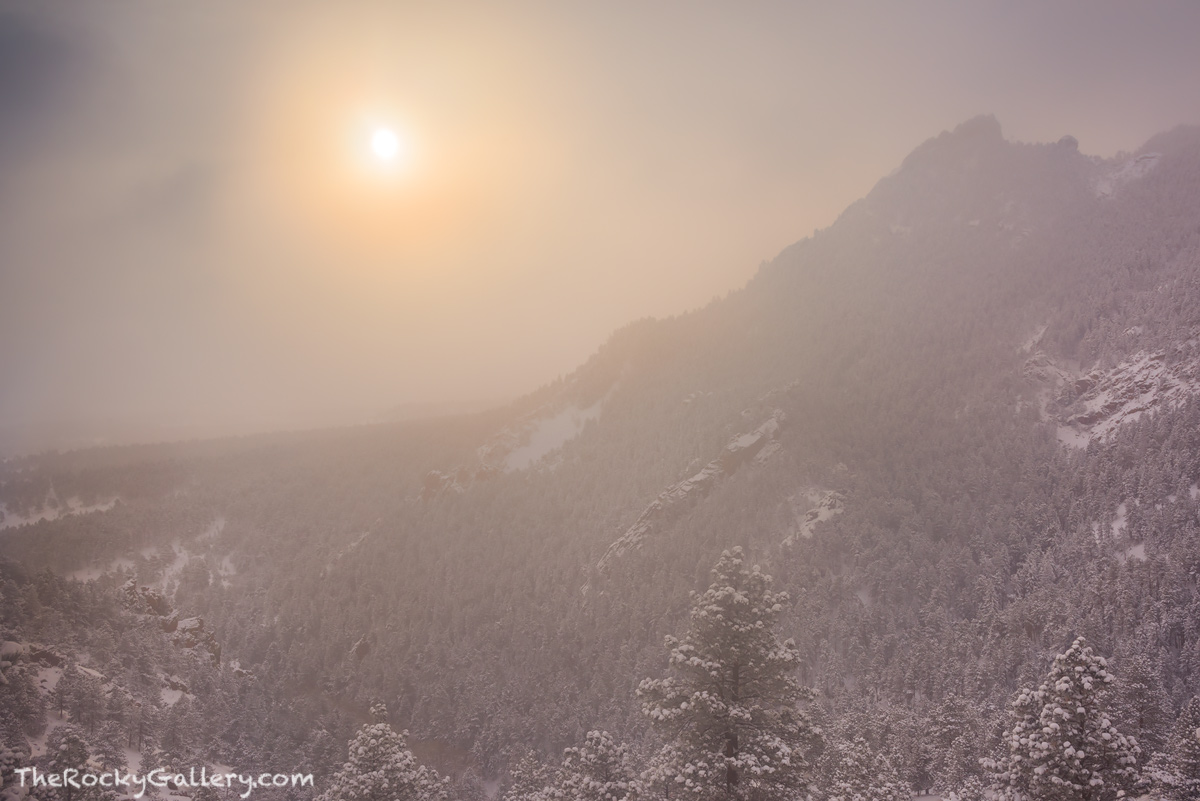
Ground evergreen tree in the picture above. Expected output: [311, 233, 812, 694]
[640, 743, 687, 801]
[316, 703, 448, 801]
[51, 664, 81, 720]
[34, 724, 113, 801]
[638, 548, 821, 801]
[138, 746, 165, 800]
[89, 721, 127, 772]
[822, 735, 907, 801]
[1160, 697, 1200, 801]
[991, 637, 1139, 801]
[1110, 650, 1171, 758]
[551, 731, 637, 801]
[504, 748, 552, 801]
[929, 694, 982, 790]
[190, 787, 225, 801]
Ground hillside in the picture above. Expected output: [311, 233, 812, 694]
[4, 116, 1200, 798]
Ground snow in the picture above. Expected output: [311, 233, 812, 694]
[598, 411, 786, 570]
[1056, 351, 1200, 446]
[504, 399, 604, 471]
[1110, 503, 1128, 538]
[1056, 426, 1092, 449]
[124, 747, 143, 775]
[161, 687, 184, 706]
[1117, 543, 1146, 564]
[36, 665, 63, 693]
[1020, 324, 1048, 354]
[782, 489, 845, 545]
[0, 495, 118, 530]
[199, 516, 226, 540]
[28, 717, 67, 759]
[1093, 152, 1161, 198]
[67, 556, 135, 582]
[152, 542, 191, 589]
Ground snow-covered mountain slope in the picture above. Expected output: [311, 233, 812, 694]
[7, 118, 1200, 790]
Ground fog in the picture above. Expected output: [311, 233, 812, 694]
[3, 0, 1200, 453]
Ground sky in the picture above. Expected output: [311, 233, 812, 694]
[2, 1, 1200, 451]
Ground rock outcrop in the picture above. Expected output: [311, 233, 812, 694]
[173, 617, 221, 665]
[597, 410, 785, 571]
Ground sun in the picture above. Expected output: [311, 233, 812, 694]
[371, 127, 400, 161]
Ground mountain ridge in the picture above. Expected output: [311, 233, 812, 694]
[4, 116, 1200, 797]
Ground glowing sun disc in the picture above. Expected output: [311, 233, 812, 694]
[372, 128, 400, 160]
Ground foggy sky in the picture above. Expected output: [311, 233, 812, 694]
[3, 1, 1200, 452]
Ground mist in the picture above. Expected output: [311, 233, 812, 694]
[3, 0, 1200, 453]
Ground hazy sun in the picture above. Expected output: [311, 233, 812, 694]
[371, 127, 400, 160]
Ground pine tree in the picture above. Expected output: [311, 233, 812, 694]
[821, 735, 907, 801]
[1160, 696, 1200, 801]
[316, 703, 448, 801]
[504, 748, 553, 801]
[90, 721, 127, 772]
[1110, 650, 1171, 758]
[638, 548, 821, 801]
[550, 730, 637, 801]
[990, 637, 1139, 801]
[929, 694, 982, 790]
[51, 663, 81, 720]
[34, 724, 114, 801]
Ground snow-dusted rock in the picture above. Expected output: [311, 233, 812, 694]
[782, 489, 846, 545]
[598, 411, 785, 571]
[1058, 351, 1200, 445]
[1093, 152, 1161, 198]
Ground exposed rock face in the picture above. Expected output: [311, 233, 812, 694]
[29, 645, 63, 667]
[1024, 347, 1200, 446]
[121, 579, 172, 617]
[1062, 351, 1200, 442]
[122, 579, 221, 664]
[173, 617, 221, 664]
[782, 489, 846, 546]
[597, 410, 785, 571]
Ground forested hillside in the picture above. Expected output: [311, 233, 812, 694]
[4, 117, 1200, 800]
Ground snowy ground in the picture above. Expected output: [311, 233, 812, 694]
[0, 496, 119, 530]
[503, 399, 604, 470]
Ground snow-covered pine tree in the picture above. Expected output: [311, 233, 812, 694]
[929, 693, 983, 790]
[1163, 696, 1200, 801]
[821, 734, 907, 801]
[316, 703, 448, 801]
[33, 724, 113, 801]
[504, 748, 552, 801]
[89, 721, 127, 772]
[638, 548, 821, 801]
[550, 730, 637, 801]
[640, 742, 687, 801]
[1110, 650, 1171, 758]
[990, 637, 1139, 801]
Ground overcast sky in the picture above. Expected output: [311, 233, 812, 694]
[2, 1, 1200, 448]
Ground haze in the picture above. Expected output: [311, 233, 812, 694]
[3, 0, 1200, 453]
